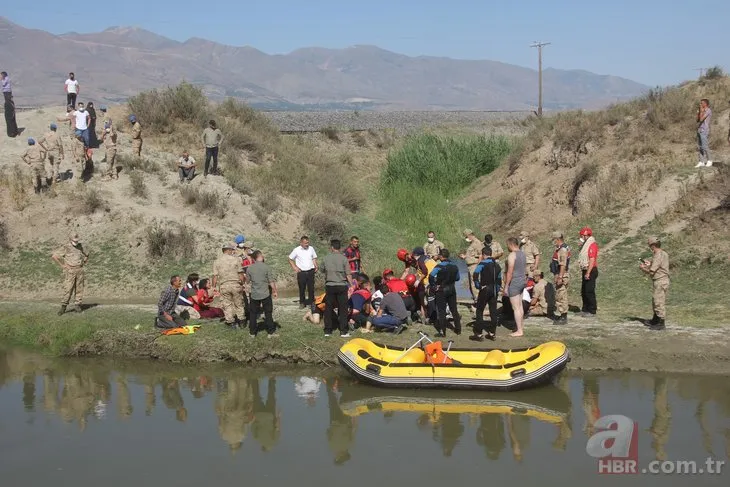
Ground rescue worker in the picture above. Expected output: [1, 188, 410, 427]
[410, 247, 437, 320]
[423, 231, 444, 260]
[518, 230, 541, 278]
[529, 271, 548, 316]
[640, 236, 669, 330]
[52, 233, 89, 315]
[459, 229, 482, 301]
[21, 137, 47, 193]
[129, 115, 142, 157]
[39, 124, 64, 183]
[212, 244, 246, 329]
[100, 114, 118, 179]
[577, 227, 599, 316]
[429, 249, 461, 337]
[470, 246, 502, 341]
[484, 234, 504, 260]
[550, 231, 570, 324]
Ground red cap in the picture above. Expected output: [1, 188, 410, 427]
[382, 268, 394, 278]
[580, 226, 593, 236]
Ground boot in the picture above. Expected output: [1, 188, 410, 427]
[649, 318, 665, 331]
[559, 313, 568, 323]
[644, 314, 658, 327]
[58, 305, 67, 316]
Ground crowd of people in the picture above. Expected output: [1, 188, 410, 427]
[49, 225, 671, 339]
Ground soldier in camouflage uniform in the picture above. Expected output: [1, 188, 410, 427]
[22, 138, 47, 193]
[52, 233, 89, 315]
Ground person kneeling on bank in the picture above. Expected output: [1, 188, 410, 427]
[369, 283, 408, 334]
[156, 275, 188, 329]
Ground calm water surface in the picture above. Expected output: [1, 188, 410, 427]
[0, 349, 728, 487]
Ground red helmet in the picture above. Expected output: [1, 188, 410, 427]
[579, 226, 593, 237]
[404, 273, 417, 288]
[382, 268, 394, 278]
[396, 248, 409, 262]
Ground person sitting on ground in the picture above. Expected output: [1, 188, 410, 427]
[369, 283, 408, 334]
[246, 250, 279, 338]
[156, 275, 188, 329]
[193, 278, 224, 319]
[178, 150, 196, 183]
[529, 271, 548, 316]
[349, 275, 372, 330]
[304, 293, 326, 324]
[362, 277, 384, 333]
[382, 268, 415, 315]
[176, 273, 201, 319]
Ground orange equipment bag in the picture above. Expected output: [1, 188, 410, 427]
[424, 341, 453, 365]
[161, 325, 201, 336]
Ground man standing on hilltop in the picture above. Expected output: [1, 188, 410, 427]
[695, 98, 712, 168]
[64, 73, 80, 108]
[52, 233, 89, 315]
[1, 71, 18, 137]
[202, 120, 223, 176]
[39, 123, 64, 183]
[129, 115, 143, 157]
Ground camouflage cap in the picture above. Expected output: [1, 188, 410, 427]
[242, 241, 254, 249]
[462, 228, 474, 237]
[647, 236, 660, 245]
[222, 243, 236, 250]
[519, 230, 529, 238]
[70, 232, 80, 241]
[551, 231, 564, 239]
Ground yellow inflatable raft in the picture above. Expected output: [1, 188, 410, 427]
[338, 334, 569, 391]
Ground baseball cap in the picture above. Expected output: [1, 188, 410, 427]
[462, 228, 474, 237]
[50, 123, 57, 130]
[100, 105, 107, 111]
[243, 241, 254, 249]
[27, 137, 35, 145]
[647, 236, 660, 245]
[551, 231, 564, 239]
[70, 233, 80, 241]
[412, 247, 425, 256]
[519, 230, 529, 238]
[222, 243, 236, 250]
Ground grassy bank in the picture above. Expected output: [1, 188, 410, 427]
[1, 302, 729, 374]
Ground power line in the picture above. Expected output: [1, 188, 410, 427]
[530, 42, 551, 117]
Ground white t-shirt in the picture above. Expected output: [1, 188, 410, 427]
[288, 245, 317, 271]
[74, 110, 89, 130]
[65, 79, 79, 94]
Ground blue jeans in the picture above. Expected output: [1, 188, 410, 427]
[697, 132, 710, 163]
[75, 128, 90, 148]
[371, 314, 405, 329]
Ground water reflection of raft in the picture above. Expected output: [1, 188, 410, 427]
[338, 337, 569, 392]
[340, 387, 570, 424]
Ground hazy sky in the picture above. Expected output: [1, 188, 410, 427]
[4, 0, 728, 86]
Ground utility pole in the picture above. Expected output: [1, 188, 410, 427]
[694, 68, 705, 80]
[531, 41, 551, 117]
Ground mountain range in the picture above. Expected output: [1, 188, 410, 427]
[0, 17, 648, 110]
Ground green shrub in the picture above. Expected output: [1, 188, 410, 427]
[129, 170, 147, 198]
[127, 82, 209, 134]
[381, 134, 510, 198]
[117, 154, 162, 175]
[703, 66, 725, 80]
[179, 185, 226, 219]
[303, 203, 347, 239]
[321, 126, 340, 142]
[0, 220, 8, 250]
[145, 220, 196, 259]
[73, 187, 107, 215]
[252, 190, 281, 228]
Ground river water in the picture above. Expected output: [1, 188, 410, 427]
[0, 349, 727, 486]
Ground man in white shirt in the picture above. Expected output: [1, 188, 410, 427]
[289, 235, 318, 309]
[65, 73, 80, 108]
[73, 102, 91, 148]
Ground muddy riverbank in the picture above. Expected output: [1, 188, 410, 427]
[0, 302, 728, 374]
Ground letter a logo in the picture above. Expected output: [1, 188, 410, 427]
[586, 414, 636, 458]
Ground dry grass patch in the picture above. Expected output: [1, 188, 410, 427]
[145, 220, 197, 259]
[128, 170, 147, 198]
[179, 185, 226, 219]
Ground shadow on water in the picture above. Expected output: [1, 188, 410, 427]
[0, 348, 728, 485]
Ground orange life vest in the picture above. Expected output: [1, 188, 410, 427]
[424, 341, 453, 365]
